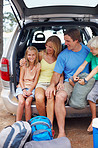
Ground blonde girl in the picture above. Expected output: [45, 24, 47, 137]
[16, 46, 41, 121]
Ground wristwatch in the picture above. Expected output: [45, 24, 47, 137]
[84, 78, 88, 84]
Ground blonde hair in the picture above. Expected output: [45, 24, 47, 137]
[25, 46, 38, 67]
[87, 36, 98, 50]
[45, 35, 62, 58]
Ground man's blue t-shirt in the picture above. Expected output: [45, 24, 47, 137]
[54, 43, 90, 82]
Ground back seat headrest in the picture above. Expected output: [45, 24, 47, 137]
[35, 33, 45, 41]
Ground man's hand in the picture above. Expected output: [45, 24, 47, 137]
[73, 76, 79, 82]
[45, 84, 56, 99]
[56, 82, 64, 91]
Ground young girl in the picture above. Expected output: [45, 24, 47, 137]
[72, 36, 98, 132]
[16, 46, 41, 121]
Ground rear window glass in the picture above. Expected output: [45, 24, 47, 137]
[23, 0, 98, 8]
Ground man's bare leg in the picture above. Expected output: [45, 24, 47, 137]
[55, 90, 67, 138]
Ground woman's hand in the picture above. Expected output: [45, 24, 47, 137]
[20, 58, 26, 67]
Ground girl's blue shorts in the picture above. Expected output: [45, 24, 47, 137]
[15, 87, 35, 99]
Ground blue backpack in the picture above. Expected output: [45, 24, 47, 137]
[28, 116, 53, 141]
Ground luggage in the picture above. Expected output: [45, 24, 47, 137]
[28, 116, 53, 141]
[0, 121, 31, 148]
[69, 73, 95, 109]
[24, 137, 71, 148]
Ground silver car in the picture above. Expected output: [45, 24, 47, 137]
[1, 0, 98, 117]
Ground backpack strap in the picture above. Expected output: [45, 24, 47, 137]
[3, 126, 14, 148]
[10, 122, 27, 148]
[33, 129, 53, 138]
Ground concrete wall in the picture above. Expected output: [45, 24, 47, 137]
[0, 0, 3, 59]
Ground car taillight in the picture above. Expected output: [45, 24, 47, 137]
[1, 58, 10, 81]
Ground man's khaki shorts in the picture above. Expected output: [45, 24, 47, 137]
[57, 81, 73, 103]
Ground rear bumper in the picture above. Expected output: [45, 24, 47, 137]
[1, 89, 18, 114]
[1, 88, 98, 117]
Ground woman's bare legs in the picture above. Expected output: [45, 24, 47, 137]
[16, 94, 25, 121]
[47, 94, 54, 127]
[25, 96, 33, 121]
[35, 87, 46, 116]
[87, 100, 96, 132]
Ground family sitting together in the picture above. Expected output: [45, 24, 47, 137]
[15, 28, 98, 138]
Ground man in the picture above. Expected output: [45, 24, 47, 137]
[46, 28, 90, 138]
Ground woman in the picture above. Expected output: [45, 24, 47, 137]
[35, 36, 62, 128]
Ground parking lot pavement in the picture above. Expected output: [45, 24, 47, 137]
[0, 96, 15, 132]
[66, 117, 93, 148]
[0, 80, 93, 148]
[53, 117, 93, 148]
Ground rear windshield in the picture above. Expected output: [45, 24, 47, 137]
[23, 0, 98, 8]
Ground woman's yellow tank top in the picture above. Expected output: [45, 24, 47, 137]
[38, 59, 56, 83]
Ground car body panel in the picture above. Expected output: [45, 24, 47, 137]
[11, 0, 98, 21]
[1, 0, 98, 117]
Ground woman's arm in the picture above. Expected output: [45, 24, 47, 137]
[20, 58, 26, 67]
[38, 51, 43, 61]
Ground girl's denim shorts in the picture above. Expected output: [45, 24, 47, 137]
[15, 87, 35, 99]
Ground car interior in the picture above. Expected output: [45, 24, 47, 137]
[12, 21, 98, 107]
[14, 21, 98, 86]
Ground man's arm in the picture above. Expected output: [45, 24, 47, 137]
[45, 72, 61, 99]
[51, 72, 61, 86]
[56, 72, 64, 90]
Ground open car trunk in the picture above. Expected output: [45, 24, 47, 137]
[11, 20, 98, 117]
